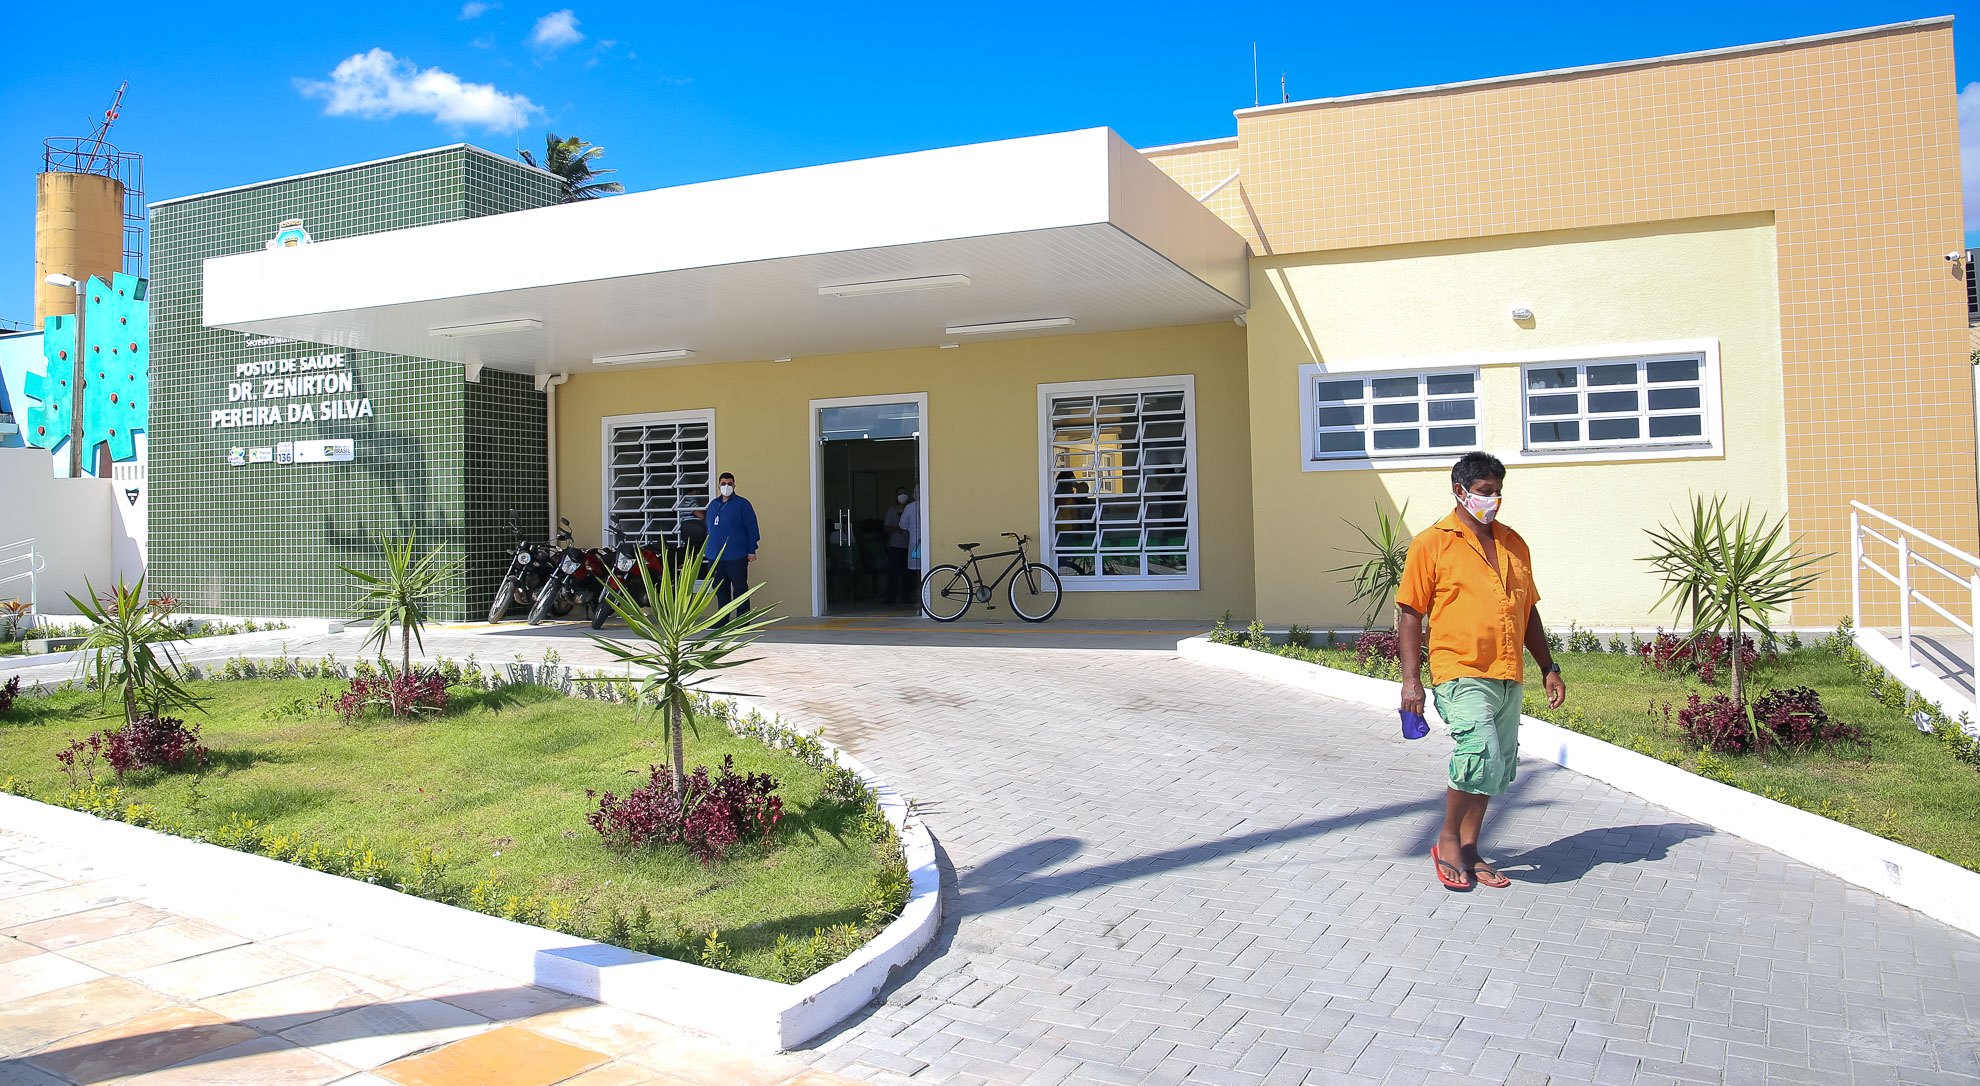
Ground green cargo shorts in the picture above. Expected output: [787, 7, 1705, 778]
[1432, 676, 1523, 796]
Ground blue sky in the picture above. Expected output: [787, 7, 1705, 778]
[1, 1, 1975, 328]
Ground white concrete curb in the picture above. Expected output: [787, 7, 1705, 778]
[0, 702, 939, 1052]
[0, 624, 337, 674]
[1178, 635, 1980, 940]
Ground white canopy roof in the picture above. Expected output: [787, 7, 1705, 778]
[201, 128, 1250, 375]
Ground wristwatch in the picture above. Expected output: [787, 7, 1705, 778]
[1541, 661, 1562, 676]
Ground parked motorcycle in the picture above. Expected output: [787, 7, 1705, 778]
[589, 518, 653, 629]
[488, 508, 557, 624]
[525, 518, 588, 626]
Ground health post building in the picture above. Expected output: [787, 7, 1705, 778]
[152, 18, 1976, 627]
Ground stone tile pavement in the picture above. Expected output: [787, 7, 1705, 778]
[0, 826, 870, 1086]
[714, 635, 1980, 1086]
[5, 620, 1980, 1084]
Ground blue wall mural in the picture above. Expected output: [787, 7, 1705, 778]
[19, 272, 148, 468]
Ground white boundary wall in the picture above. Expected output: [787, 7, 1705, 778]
[0, 447, 121, 611]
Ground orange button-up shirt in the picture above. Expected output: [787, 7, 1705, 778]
[1395, 511, 1540, 684]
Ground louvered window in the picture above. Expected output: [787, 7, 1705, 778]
[603, 411, 713, 543]
[1039, 377, 1198, 590]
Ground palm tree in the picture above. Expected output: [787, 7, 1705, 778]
[1642, 495, 1827, 707]
[590, 543, 779, 792]
[68, 576, 204, 729]
[340, 530, 461, 681]
[519, 133, 624, 202]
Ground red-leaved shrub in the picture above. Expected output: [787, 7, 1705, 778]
[333, 671, 448, 722]
[1751, 686, 1860, 748]
[586, 755, 783, 865]
[1676, 693, 1761, 754]
[1677, 687, 1854, 755]
[1639, 632, 1762, 685]
[1354, 631, 1401, 666]
[56, 715, 209, 783]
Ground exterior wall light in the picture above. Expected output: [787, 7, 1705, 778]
[594, 348, 694, 365]
[1511, 306, 1535, 321]
[820, 274, 970, 298]
[944, 317, 1074, 336]
[430, 318, 543, 338]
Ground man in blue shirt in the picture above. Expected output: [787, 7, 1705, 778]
[704, 471, 760, 613]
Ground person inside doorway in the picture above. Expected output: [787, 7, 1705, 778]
[901, 486, 922, 610]
[884, 486, 912, 605]
[705, 472, 759, 613]
[1395, 451, 1566, 891]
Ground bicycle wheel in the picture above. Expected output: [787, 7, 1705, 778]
[1007, 563, 1063, 622]
[920, 565, 974, 622]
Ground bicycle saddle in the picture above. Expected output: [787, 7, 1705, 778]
[957, 541, 981, 550]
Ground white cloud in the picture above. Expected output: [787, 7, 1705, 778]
[296, 49, 540, 131]
[1961, 82, 1980, 236]
[531, 9, 583, 50]
[459, 1, 496, 18]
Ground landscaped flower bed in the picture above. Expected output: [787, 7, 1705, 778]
[0, 674, 906, 982]
[1209, 618, 1980, 873]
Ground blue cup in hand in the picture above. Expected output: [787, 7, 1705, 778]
[1399, 709, 1430, 740]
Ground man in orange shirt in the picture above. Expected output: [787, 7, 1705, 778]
[1396, 452, 1567, 891]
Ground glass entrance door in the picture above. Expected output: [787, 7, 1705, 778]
[818, 402, 920, 615]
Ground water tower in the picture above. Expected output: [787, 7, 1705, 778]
[35, 85, 144, 327]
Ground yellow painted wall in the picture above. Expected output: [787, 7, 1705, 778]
[554, 323, 1255, 621]
[1247, 213, 1786, 628]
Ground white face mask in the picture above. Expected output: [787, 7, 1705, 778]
[1457, 488, 1501, 524]
[719, 484, 734, 498]
[897, 494, 908, 505]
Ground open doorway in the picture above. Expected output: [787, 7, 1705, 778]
[812, 397, 924, 616]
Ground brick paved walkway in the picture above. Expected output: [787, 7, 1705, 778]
[712, 637, 1979, 1086]
[6, 621, 1979, 1085]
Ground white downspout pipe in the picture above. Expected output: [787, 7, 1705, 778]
[537, 373, 570, 538]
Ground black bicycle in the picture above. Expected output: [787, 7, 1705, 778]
[920, 533, 1063, 622]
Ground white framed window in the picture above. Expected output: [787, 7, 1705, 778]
[1522, 354, 1709, 451]
[1037, 375, 1198, 591]
[599, 409, 714, 545]
[1306, 368, 1481, 463]
[1296, 340, 1724, 470]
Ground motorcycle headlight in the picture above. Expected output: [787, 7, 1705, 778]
[514, 553, 530, 566]
[615, 555, 635, 571]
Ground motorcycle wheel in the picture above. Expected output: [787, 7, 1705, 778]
[589, 593, 613, 629]
[526, 575, 562, 626]
[488, 575, 518, 624]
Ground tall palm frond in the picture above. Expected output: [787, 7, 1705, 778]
[589, 543, 780, 791]
[519, 132, 624, 202]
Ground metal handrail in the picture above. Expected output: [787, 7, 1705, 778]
[0, 537, 45, 618]
[1849, 501, 1978, 678]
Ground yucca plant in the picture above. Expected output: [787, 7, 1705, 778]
[1642, 495, 1828, 707]
[1328, 501, 1411, 628]
[67, 575, 204, 728]
[340, 530, 461, 681]
[590, 543, 780, 792]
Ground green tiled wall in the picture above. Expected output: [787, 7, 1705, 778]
[149, 147, 564, 621]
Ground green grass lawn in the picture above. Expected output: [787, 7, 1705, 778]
[0, 642, 22, 657]
[1524, 648, 1980, 871]
[0, 679, 887, 978]
[1268, 635, 1980, 872]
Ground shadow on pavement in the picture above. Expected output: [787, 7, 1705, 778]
[1487, 822, 1716, 884]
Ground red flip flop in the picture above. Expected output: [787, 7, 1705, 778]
[1432, 845, 1472, 891]
[1471, 861, 1511, 889]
